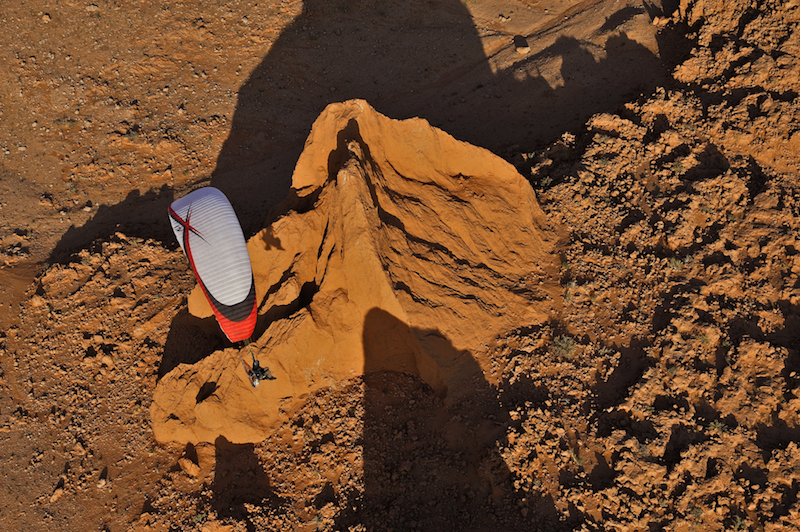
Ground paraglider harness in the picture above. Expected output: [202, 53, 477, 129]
[241, 339, 276, 388]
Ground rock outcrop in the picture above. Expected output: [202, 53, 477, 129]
[151, 100, 559, 444]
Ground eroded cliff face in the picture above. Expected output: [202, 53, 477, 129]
[151, 100, 560, 444]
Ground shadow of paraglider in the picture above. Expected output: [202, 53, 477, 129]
[47, 185, 177, 264]
[157, 309, 224, 380]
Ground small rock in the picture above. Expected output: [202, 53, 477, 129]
[50, 487, 63, 503]
[179, 457, 200, 477]
[86, 4, 99, 12]
[201, 521, 235, 532]
[513, 35, 530, 55]
[42, 13, 51, 23]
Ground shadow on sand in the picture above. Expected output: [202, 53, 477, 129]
[189, 307, 577, 530]
[210, 0, 672, 235]
[331, 308, 573, 531]
[126, 2, 680, 527]
[48, 1, 677, 259]
[210, 436, 287, 532]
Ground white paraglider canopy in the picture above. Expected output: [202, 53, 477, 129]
[168, 187, 257, 343]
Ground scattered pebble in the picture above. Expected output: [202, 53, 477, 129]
[513, 35, 530, 55]
[178, 458, 200, 477]
[50, 487, 63, 503]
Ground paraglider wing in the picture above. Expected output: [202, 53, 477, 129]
[168, 187, 256, 342]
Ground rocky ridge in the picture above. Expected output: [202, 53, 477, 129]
[152, 100, 560, 445]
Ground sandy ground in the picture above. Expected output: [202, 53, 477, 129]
[1, 0, 799, 530]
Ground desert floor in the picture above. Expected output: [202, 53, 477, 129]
[1, 0, 799, 531]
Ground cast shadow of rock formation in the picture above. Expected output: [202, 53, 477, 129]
[210, 1, 671, 234]
[340, 308, 573, 531]
[48, 2, 671, 260]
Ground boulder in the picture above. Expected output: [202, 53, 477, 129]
[151, 100, 559, 444]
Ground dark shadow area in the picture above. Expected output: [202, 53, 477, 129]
[653, 393, 691, 413]
[600, 6, 646, 33]
[755, 418, 800, 463]
[157, 308, 225, 380]
[595, 407, 659, 444]
[683, 142, 730, 182]
[774, 479, 800, 518]
[498, 372, 550, 413]
[339, 308, 575, 531]
[734, 463, 769, 487]
[591, 341, 653, 410]
[652, 281, 705, 332]
[141, 497, 156, 515]
[183, 442, 199, 469]
[777, 302, 800, 393]
[47, 185, 177, 264]
[195, 381, 218, 404]
[45, 1, 675, 267]
[724, 302, 800, 383]
[252, 278, 318, 343]
[652, 17, 695, 69]
[693, 397, 721, 424]
[210, 436, 286, 530]
[587, 451, 616, 490]
[209, 0, 672, 234]
[661, 423, 707, 469]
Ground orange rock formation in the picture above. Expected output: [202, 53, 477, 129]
[151, 100, 559, 444]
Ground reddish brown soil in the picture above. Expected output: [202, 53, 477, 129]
[1, 1, 799, 531]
